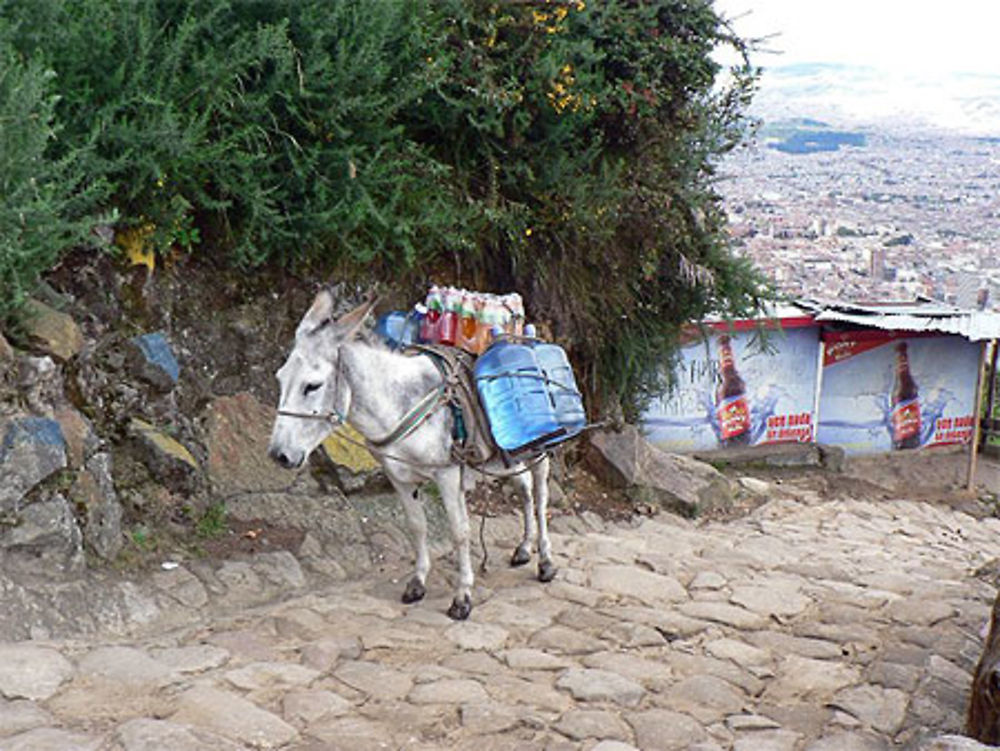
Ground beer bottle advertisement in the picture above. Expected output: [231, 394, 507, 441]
[816, 331, 979, 454]
[890, 341, 921, 450]
[641, 325, 819, 452]
[715, 334, 752, 446]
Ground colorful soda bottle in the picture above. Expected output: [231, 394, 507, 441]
[438, 286, 459, 346]
[458, 291, 480, 353]
[420, 285, 443, 344]
[476, 296, 504, 353]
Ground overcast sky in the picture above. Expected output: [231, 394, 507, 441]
[712, 0, 1000, 76]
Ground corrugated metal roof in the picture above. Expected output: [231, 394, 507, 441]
[796, 298, 1000, 341]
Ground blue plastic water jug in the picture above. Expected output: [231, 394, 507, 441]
[375, 311, 421, 350]
[533, 341, 586, 444]
[474, 339, 562, 453]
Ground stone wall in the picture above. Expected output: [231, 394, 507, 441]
[0, 254, 385, 572]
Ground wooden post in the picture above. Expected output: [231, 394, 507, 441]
[984, 340, 999, 446]
[968, 340, 992, 491]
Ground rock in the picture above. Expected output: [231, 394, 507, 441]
[169, 685, 298, 749]
[282, 689, 352, 724]
[554, 708, 632, 741]
[225, 661, 322, 691]
[0, 726, 102, 750]
[0, 332, 14, 361]
[71, 452, 123, 561]
[76, 646, 177, 687]
[0, 644, 74, 701]
[0, 416, 67, 512]
[705, 638, 772, 668]
[445, 621, 510, 651]
[665, 674, 748, 723]
[500, 648, 575, 671]
[203, 392, 291, 495]
[730, 584, 813, 618]
[694, 442, 825, 469]
[556, 668, 644, 707]
[129, 418, 200, 494]
[21, 298, 83, 362]
[626, 708, 708, 750]
[126, 331, 179, 391]
[317, 424, 383, 493]
[529, 625, 607, 655]
[829, 685, 909, 734]
[408, 678, 491, 705]
[586, 425, 732, 517]
[732, 729, 802, 751]
[17, 356, 61, 414]
[148, 645, 230, 673]
[919, 735, 997, 750]
[0, 495, 84, 569]
[589, 563, 688, 604]
[0, 699, 53, 736]
[108, 717, 246, 751]
[764, 654, 862, 703]
[678, 601, 769, 630]
[459, 702, 524, 735]
[53, 406, 99, 469]
[333, 660, 414, 701]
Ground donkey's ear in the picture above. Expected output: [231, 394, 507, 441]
[333, 293, 378, 340]
[300, 289, 335, 334]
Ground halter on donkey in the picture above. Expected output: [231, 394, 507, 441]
[267, 290, 556, 620]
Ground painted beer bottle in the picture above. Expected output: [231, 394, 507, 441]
[715, 334, 751, 446]
[891, 341, 921, 450]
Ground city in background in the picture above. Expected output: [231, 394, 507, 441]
[716, 58, 1000, 310]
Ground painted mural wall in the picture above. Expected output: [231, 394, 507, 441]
[641, 325, 821, 452]
[816, 331, 980, 454]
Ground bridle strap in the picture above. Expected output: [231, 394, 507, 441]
[276, 344, 447, 449]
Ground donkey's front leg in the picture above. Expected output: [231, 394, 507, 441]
[437, 467, 474, 620]
[393, 478, 430, 604]
[532, 456, 557, 583]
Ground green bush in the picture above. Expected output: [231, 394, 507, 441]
[0, 0, 769, 415]
[0, 42, 105, 329]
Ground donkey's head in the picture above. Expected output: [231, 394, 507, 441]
[268, 290, 376, 469]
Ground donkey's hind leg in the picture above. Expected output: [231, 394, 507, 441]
[510, 469, 536, 568]
[393, 479, 430, 604]
[437, 466, 474, 620]
[532, 456, 557, 583]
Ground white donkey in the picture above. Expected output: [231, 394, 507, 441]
[268, 290, 556, 620]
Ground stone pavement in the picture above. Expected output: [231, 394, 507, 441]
[2, 476, 1000, 750]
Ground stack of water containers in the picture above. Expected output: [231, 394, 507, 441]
[373, 287, 586, 457]
[474, 323, 586, 457]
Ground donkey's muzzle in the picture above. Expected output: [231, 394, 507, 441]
[268, 446, 302, 469]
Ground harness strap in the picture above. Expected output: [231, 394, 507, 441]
[366, 380, 447, 449]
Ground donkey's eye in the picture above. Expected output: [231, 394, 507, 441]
[302, 382, 323, 396]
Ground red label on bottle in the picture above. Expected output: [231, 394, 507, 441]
[892, 399, 921, 442]
[717, 395, 750, 440]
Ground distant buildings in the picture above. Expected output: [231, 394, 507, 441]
[721, 126, 1000, 310]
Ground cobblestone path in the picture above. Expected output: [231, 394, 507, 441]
[1, 480, 999, 750]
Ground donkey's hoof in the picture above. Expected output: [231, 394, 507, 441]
[402, 576, 426, 604]
[510, 544, 531, 567]
[538, 559, 557, 583]
[447, 594, 472, 621]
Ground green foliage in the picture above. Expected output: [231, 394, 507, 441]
[406, 0, 770, 415]
[195, 502, 227, 539]
[0, 38, 107, 329]
[0, 0, 769, 415]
